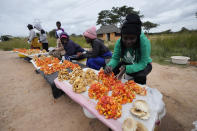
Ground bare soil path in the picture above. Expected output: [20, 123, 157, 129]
[0, 51, 197, 131]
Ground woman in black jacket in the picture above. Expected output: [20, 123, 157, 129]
[83, 26, 112, 70]
[60, 32, 85, 61]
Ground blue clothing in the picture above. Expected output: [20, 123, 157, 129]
[63, 40, 84, 60]
[86, 51, 112, 70]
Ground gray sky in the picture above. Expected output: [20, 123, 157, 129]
[0, 0, 197, 37]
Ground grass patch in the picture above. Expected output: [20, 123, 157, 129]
[70, 36, 90, 48]
[150, 32, 197, 62]
[0, 36, 90, 50]
[0, 38, 30, 50]
[1, 32, 196, 68]
[47, 37, 56, 47]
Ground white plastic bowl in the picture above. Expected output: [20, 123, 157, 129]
[82, 107, 96, 119]
[171, 56, 190, 64]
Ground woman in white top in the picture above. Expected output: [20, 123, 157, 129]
[49, 21, 66, 59]
[27, 24, 41, 49]
[39, 29, 48, 51]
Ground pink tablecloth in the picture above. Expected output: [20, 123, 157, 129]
[54, 78, 122, 131]
[54, 75, 166, 131]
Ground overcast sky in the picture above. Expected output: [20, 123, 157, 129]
[0, 0, 197, 37]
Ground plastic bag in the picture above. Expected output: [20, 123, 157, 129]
[62, 56, 65, 61]
[147, 88, 166, 120]
[191, 121, 197, 131]
[33, 19, 42, 31]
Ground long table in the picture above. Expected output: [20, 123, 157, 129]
[54, 68, 166, 131]
[30, 59, 87, 99]
[14, 50, 166, 130]
[18, 52, 48, 58]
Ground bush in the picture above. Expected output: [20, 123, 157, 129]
[48, 29, 56, 38]
[1, 36, 10, 41]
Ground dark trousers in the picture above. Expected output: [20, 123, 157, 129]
[113, 63, 152, 84]
[42, 43, 49, 52]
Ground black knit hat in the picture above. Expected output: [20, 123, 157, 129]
[121, 13, 142, 36]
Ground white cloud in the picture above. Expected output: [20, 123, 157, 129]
[0, 0, 197, 36]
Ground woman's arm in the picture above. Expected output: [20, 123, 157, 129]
[55, 46, 64, 51]
[107, 39, 121, 69]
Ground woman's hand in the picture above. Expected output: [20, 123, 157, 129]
[116, 65, 126, 80]
[54, 48, 60, 51]
[104, 66, 112, 74]
[76, 52, 82, 57]
[119, 65, 126, 72]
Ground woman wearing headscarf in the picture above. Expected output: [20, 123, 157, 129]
[27, 24, 41, 49]
[60, 32, 85, 61]
[104, 13, 152, 85]
[83, 26, 112, 70]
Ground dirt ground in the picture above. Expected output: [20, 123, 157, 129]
[0, 51, 197, 131]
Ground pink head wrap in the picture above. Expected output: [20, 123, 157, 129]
[83, 26, 97, 39]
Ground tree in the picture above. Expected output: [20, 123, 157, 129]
[36, 33, 40, 37]
[71, 33, 77, 37]
[96, 10, 114, 26]
[161, 29, 172, 34]
[96, 6, 143, 27]
[179, 27, 189, 32]
[142, 21, 158, 34]
[48, 29, 56, 38]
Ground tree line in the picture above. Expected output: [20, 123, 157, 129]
[96, 5, 158, 34]
[48, 8, 197, 37]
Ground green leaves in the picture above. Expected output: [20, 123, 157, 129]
[96, 6, 142, 27]
[142, 21, 158, 33]
[48, 29, 56, 38]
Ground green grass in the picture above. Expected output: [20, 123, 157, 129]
[149, 32, 197, 63]
[70, 36, 90, 48]
[47, 37, 56, 47]
[0, 36, 90, 50]
[1, 32, 196, 66]
[0, 38, 30, 51]
[47, 36, 91, 48]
